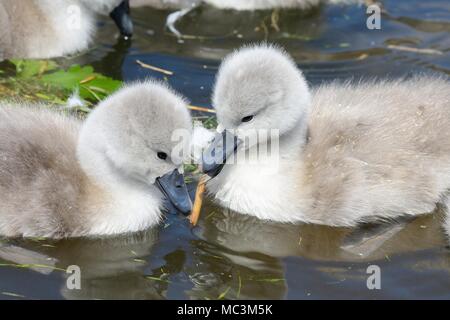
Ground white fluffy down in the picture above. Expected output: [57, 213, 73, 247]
[206, 44, 450, 243]
[190, 122, 216, 163]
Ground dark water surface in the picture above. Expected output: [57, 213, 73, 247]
[1, 0, 450, 299]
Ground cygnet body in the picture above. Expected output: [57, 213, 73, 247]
[0, 82, 192, 238]
[130, 0, 359, 10]
[0, 0, 133, 60]
[202, 44, 450, 238]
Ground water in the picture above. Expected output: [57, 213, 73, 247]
[1, 0, 450, 299]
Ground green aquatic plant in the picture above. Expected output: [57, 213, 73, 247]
[0, 59, 122, 111]
[40, 65, 122, 102]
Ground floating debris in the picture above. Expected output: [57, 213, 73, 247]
[237, 274, 242, 299]
[356, 53, 369, 60]
[190, 175, 207, 226]
[145, 275, 171, 283]
[79, 75, 96, 84]
[136, 60, 174, 76]
[40, 244, 57, 248]
[271, 10, 280, 32]
[205, 211, 217, 220]
[280, 32, 313, 41]
[165, 5, 198, 39]
[387, 45, 443, 55]
[2, 291, 25, 298]
[0, 263, 65, 272]
[217, 286, 231, 300]
[260, 20, 269, 41]
[255, 278, 285, 283]
[0, 245, 60, 274]
[188, 105, 216, 113]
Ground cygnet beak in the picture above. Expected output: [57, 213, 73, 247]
[155, 169, 192, 215]
[201, 130, 241, 178]
[110, 0, 133, 39]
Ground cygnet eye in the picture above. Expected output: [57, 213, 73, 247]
[241, 115, 254, 123]
[157, 152, 168, 160]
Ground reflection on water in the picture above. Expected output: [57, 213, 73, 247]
[1, 0, 450, 299]
[1, 201, 449, 299]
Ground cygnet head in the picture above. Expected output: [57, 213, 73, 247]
[213, 44, 310, 138]
[78, 81, 193, 214]
[202, 44, 311, 176]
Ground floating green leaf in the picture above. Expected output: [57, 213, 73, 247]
[10, 59, 57, 78]
[41, 65, 121, 101]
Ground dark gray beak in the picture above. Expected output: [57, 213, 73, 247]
[110, 0, 133, 39]
[202, 130, 241, 178]
[155, 169, 192, 215]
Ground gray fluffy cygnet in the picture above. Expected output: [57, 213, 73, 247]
[202, 44, 450, 241]
[0, 81, 192, 238]
[0, 0, 133, 60]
